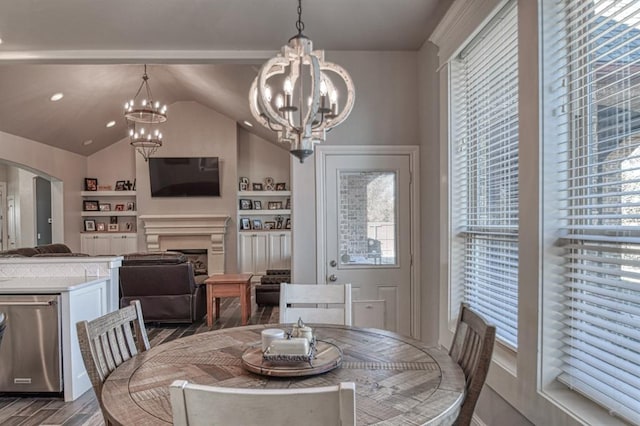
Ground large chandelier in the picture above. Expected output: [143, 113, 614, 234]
[249, 0, 355, 163]
[124, 65, 168, 161]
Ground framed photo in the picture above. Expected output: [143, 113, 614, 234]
[84, 219, 96, 232]
[96, 222, 106, 232]
[285, 218, 291, 229]
[107, 224, 119, 232]
[239, 177, 249, 191]
[84, 178, 98, 191]
[286, 198, 291, 210]
[125, 222, 134, 232]
[240, 218, 251, 230]
[83, 200, 99, 211]
[114, 204, 125, 211]
[99, 203, 111, 211]
[126, 202, 135, 211]
[110, 216, 118, 224]
[253, 200, 262, 210]
[239, 199, 253, 210]
[252, 219, 263, 230]
[115, 180, 126, 191]
[264, 221, 276, 230]
[275, 182, 287, 191]
[252, 183, 263, 191]
[268, 201, 283, 210]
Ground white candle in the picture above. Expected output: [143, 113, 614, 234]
[269, 338, 310, 355]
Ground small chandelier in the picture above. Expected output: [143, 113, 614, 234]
[124, 65, 168, 161]
[249, 0, 355, 163]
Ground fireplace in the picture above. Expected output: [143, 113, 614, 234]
[139, 214, 231, 275]
[169, 248, 208, 275]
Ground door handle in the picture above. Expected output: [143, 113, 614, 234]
[328, 274, 338, 282]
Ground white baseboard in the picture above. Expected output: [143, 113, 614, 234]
[472, 414, 488, 426]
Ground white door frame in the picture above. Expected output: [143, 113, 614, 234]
[315, 145, 421, 338]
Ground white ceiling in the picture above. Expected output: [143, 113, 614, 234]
[0, 0, 445, 155]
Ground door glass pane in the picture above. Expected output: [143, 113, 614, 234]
[338, 171, 397, 266]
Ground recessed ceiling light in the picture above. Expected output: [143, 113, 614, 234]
[243, 120, 253, 127]
[106, 120, 116, 128]
[50, 93, 64, 102]
[82, 140, 93, 146]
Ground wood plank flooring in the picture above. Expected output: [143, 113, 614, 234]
[0, 299, 278, 426]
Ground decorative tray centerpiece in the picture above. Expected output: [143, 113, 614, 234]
[241, 319, 343, 377]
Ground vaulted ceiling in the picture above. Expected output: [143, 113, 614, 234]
[0, 0, 446, 156]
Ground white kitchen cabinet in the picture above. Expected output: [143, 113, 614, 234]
[238, 233, 269, 277]
[268, 232, 291, 270]
[81, 233, 137, 256]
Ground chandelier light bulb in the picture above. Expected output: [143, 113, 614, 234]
[319, 79, 328, 96]
[330, 89, 338, 103]
[264, 85, 273, 102]
[284, 78, 293, 95]
[129, 129, 134, 136]
[275, 94, 284, 109]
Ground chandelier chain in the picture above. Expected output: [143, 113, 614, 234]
[296, 0, 304, 34]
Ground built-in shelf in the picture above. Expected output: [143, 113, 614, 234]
[238, 209, 291, 216]
[238, 191, 291, 197]
[81, 211, 138, 217]
[80, 231, 137, 234]
[239, 230, 291, 234]
[81, 191, 137, 197]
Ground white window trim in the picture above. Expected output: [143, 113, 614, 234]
[431, 0, 629, 425]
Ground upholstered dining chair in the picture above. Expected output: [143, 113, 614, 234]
[170, 380, 356, 426]
[449, 303, 496, 426]
[76, 300, 150, 424]
[279, 283, 352, 325]
[0, 312, 6, 347]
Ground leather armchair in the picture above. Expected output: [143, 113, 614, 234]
[119, 252, 206, 323]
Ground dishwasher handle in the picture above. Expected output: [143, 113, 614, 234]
[0, 300, 57, 307]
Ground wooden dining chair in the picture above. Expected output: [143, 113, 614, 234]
[0, 312, 6, 347]
[449, 303, 496, 426]
[279, 283, 352, 325]
[170, 380, 356, 426]
[76, 300, 150, 424]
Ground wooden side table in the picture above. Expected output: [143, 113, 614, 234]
[204, 273, 253, 327]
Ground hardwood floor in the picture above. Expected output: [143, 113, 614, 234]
[0, 299, 278, 426]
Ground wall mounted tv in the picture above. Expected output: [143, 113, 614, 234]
[149, 157, 220, 197]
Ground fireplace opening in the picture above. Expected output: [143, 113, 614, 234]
[169, 249, 208, 275]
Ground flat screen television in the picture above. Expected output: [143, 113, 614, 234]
[149, 157, 220, 197]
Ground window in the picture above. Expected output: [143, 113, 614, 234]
[450, 1, 519, 348]
[549, 1, 640, 423]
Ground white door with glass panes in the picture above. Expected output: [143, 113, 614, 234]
[320, 151, 414, 336]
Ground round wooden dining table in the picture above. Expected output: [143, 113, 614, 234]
[101, 324, 465, 425]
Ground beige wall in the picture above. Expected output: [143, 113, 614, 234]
[0, 130, 86, 251]
[87, 138, 136, 190]
[237, 127, 290, 185]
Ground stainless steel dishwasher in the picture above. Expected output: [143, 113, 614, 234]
[0, 294, 62, 393]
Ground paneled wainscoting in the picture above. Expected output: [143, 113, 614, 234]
[0, 299, 278, 426]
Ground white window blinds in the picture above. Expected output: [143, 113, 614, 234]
[551, 0, 640, 423]
[450, 1, 519, 348]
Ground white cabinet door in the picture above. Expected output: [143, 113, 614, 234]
[110, 234, 137, 255]
[268, 232, 291, 269]
[80, 234, 111, 256]
[239, 233, 269, 276]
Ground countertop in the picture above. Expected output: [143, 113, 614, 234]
[0, 276, 109, 293]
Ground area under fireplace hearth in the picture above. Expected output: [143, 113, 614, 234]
[169, 248, 208, 275]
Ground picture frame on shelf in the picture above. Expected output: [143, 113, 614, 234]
[96, 222, 106, 232]
[114, 180, 126, 191]
[252, 183, 263, 191]
[110, 216, 118, 224]
[84, 219, 96, 232]
[126, 202, 135, 211]
[264, 221, 276, 230]
[268, 201, 283, 210]
[252, 219, 263, 230]
[275, 215, 283, 229]
[275, 182, 287, 191]
[253, 200, 262, 210]
[99, 203, 111, 212]
[83, 200, 99, 211]
[125, 222, 134, 232]
[84, 178, 98, 191]
[107, 224, 119, 232]
[285, 218, 291, 229]
[114, 204, 125, 211]
[98, 185, 112, 191]
[240, 218, 251, 230]
[239, 199, 253, 210]
[286, 198, 291, 210]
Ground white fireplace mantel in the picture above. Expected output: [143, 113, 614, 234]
[139, 214, 231, 274]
